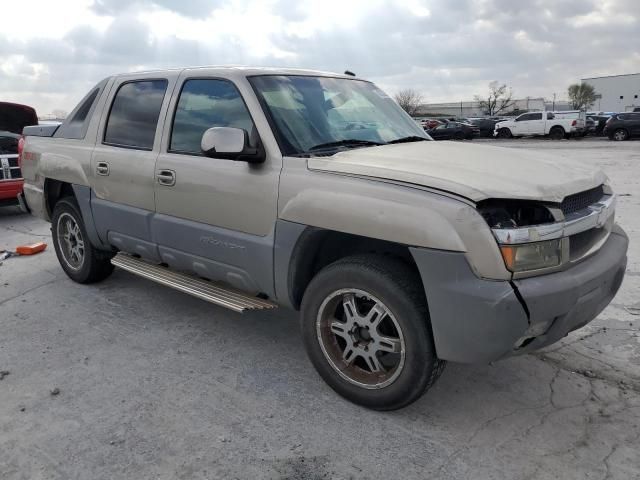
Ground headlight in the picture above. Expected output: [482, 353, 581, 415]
[499, 239, 562, 272]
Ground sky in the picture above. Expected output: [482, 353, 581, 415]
[1, 0, 639, 115]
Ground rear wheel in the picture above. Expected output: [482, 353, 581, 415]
[301, 255, 445, 410]
[549, 126, 565, 140]
[497, 128, 512, 138]
[52, 197, 114, 284]
[612, 128, 629, 141]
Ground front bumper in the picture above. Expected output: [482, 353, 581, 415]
[0, 179, 23, 201]
[410, 225, 628, 363]
[510, 224, 627, 354]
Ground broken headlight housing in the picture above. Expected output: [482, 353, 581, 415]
[478, 199, 561, 273]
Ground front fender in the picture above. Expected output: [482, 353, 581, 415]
[277, 161, 510, 280]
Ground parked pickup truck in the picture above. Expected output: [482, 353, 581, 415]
[21, 67, 628, 410]
[494, 111, 585, 139]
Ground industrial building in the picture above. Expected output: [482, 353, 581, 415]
[417, 97, 572, 118]
[582, 73, 640, 112]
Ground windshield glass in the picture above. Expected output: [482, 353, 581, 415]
[249, 75, 429, 155]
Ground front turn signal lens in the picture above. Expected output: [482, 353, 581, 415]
[500, 239, 562, 272]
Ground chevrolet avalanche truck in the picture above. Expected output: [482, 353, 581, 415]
[20, 67, 628, 410]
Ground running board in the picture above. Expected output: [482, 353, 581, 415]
[111, 253, 277, 313]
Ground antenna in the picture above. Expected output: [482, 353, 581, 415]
[344, 70, 356, 77]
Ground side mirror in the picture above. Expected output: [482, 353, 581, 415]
[200, 127, 265, 163]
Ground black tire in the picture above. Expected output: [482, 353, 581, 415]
[300, 254, 445, 410]
[549, 126, 565, 140]
[497, 128, 512, 138]
[612, 128, 629, 141]
[51, 197, 114, 284]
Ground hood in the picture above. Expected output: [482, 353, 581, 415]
[307, 141, 606, 203]
[0, 102, 38, 134]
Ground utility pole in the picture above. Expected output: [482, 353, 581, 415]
[552, 93, 556, 111]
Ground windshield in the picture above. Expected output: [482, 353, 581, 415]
[249, 75, 429, 155]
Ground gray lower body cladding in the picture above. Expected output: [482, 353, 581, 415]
[410, 224, 628, 363]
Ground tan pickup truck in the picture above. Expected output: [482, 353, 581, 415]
[20, 67, 628, 410]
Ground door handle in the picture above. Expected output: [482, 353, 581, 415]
[157, 169, 176, 186]
[96, 162, 110, 176]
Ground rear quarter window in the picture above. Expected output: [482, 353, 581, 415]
[55, 78, 108, 140]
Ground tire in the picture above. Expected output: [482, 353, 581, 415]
[497, 128, 512, 138]
[549, 126, 565, 140]
[612, 128, 629, 141]
[51, 197, 114, 284]
[300, 254, 445, 410]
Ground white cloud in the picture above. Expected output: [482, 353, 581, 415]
[1, 0, 638, 114]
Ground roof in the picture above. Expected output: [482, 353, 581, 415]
[114, 65, 356, 79]
[581, 73, 640, 80]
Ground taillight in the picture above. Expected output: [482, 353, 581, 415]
[17, 136, 25, 166]
[571, 120, 577, 126]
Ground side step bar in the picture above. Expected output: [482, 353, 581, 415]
[111, 253, 277, 313]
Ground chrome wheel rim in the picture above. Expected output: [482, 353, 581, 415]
[316, 289, 406, 389]
[57, 212, 85, 271]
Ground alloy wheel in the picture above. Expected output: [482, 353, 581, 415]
[614, 129, 627, 141]
[316, 289, 406, 389]
[57, 212, 85, 271]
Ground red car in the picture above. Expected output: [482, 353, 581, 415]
[0, 102, 38, 207]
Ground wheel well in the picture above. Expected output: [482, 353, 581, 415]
[44, 179, 75, 218]
[288, 228, 420, 310]
[550, 125, 565, 132]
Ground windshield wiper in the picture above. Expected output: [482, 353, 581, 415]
[307, 139, 384, 152]
[387, 136, 429, 144]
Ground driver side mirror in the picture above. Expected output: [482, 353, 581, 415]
[200, 127, 265, 163]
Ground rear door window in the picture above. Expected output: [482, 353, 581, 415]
[104, 80, 168, 150]
[170, 78, 255, 155]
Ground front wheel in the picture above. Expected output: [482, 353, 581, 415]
[300, 255, 445, 410]
[52, 197, 115, 284]
[497, 128, 512, 138]
[612, 128, 629, 141]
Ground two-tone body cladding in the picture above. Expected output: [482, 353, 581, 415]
[21, 66, 628, 410]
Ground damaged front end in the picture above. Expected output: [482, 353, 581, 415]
[477, 184, 616, 279]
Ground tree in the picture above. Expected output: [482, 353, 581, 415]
[567, 83, 597, 110]
[394, 89, 424, 117]
[474, 81, 515, 116]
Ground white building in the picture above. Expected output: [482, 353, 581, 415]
[417, 97, 572, 118]
[582, 73, 640, 112]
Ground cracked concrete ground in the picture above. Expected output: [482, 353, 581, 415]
[1, 138, 639, 480]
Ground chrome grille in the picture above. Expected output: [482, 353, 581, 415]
[561, 185, 604, 215]
[569, 227, 608, 261]
[0, 156, 22, 181]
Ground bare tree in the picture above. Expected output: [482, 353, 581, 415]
[567, 83, 597, 110]
[394, 89, 424, 117]
[474, 81, 515, 116]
